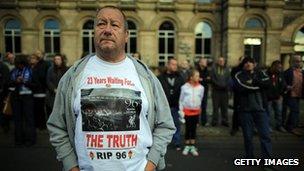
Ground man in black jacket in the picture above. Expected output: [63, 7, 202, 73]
[197, 57, 211, 126]
[282, 55, 304, 135]
[234, 57, 272, 159]
[210, 57, 230, 127]
[0, 60, 10, 132]
[266, 60, 286, 132]
[158, 58, 184, 150]
[30, 51, 50, 130]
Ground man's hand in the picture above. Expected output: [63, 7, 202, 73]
[145, 161, 156, 171]
[69, 166, 80, 171]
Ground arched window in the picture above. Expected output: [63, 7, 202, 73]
[245, 18, 264, 29]
[294, 27, 304, 53]
[244, 17, 265, 65]
[4, 19, 21, 54]
[82, 20, 95, 56]
[195, 21, 212, 61]
[158, 21, 175, 66]
[44, 19, 60, 54]
[125, 20, 137, 54]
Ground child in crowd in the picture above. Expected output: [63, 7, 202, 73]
[179, 69, 204, 156]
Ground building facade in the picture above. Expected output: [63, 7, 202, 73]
[0, 0, 304, 67]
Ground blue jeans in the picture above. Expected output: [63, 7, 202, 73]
[285, 97, 300, 131]
[171, 107, 181, 146]
[267, 98, 283, 128]
[240, 111, 272, 158]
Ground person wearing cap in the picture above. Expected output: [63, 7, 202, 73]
[233, 57, 272, 159]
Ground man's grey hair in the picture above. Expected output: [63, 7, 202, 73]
[94, 6, 128, 30]
[289, 54, 302, 66]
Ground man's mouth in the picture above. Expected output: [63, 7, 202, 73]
[100, 39, 114, 43]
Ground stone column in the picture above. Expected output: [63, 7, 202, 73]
[265, 31, 281, 66]
[177, 31, 195, 65]
[60, 29, 79, 65]
[21, 29, 39, 54]
[138, 30, 158, 67]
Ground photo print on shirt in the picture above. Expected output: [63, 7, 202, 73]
[81, 88, 141, 132]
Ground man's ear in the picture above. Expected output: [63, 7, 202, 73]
[125, 30, 129, 43]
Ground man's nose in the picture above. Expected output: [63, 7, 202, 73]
[103, 24, 112, 35]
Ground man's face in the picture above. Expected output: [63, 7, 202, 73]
[244, 61, 255, 71]
[199, 58, 207, 68]
[94, 8, 128, 55]
[293, 56, 303, 68]
[54, 56, 63, 66]
[6, 53, 14, 63]
[30, 56, 39, 66]
[180, 60, 189, 69]
[218, 57, 225, 67]
[167, 59, 178, 73]
[275, 63, 283, 72]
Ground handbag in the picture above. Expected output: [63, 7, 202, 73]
[2, 93, 12, 116]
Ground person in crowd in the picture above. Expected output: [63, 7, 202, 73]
[133, 51, 141, 60]
[266, 60, 287, 132]
[210, 57, 230, 127]
[0, 60, 10, 133]
[196, 57, 211, 126]
[282, 55, 304, 136]
[230, 56, 245, 136]
[10, 54, 36, 147]
[179, 69, 204, 156]
[0, 52, 15, 133]
[46, 54, 68, 117]
[179, 59, 191, 83]
[30, 51, 50, 130]
[158, 58, 184, 151]
[3, 52, 15, 71]
[47, 6, 175, 171]
[234, 57, 272, 159]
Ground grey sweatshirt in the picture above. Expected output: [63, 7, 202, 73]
[47, 54, 176, 171]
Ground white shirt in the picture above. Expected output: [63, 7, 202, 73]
[74, 55, 152, 171]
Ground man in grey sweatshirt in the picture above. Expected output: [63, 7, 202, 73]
[47, 6, 175, 171]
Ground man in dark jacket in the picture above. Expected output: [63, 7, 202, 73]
[0, 61, 10, 132]
[234, 57, 272, 159]
[197, 57, 211, 126]
[210, 57, 230, 127]
[282, 55, 304, 135]
[230, 56, 245, 136]
[30, 51, 50, 130]
[266, 60, 286, 132]
[158, 58, 184, 150]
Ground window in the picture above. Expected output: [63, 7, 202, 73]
[125, 20, 137, 54]
[82, 20, 95, 56]
[294, 27, 304, 53]
[197, 0, 212, 3]
[245, 18, 264, 29]
[158, 21, 175, 66]
[44, 19, 60, 55]
[244, 38, 262, 64]
[195, 22, 212, 61]
[4, 19, 21, 54]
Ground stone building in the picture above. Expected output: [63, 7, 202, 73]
[0, 0, 303, 67]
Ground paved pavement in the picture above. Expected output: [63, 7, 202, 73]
[0, 125, 303, 171]
[1, 97, 303, 171]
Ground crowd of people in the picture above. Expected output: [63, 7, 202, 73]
[0, 50, 303, 154]
[0, 51, 68, 147]
[157, 55, 303, 158]
[0, 51, 303, 157]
